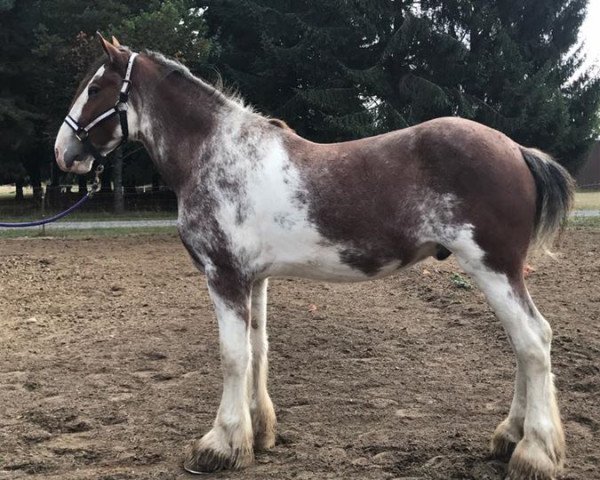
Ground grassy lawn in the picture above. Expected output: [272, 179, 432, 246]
[574, 191, 600, 210]
[0, 209, 177, 222]
[567, 215, 600, 229]
[0, 226, 177, 239]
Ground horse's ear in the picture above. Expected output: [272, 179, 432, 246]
[97, 32, 120, 64]
[111, 36, 121, 47]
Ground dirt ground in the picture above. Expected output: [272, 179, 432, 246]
[0, 227, 598, 480]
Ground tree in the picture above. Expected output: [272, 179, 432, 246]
[202, 0, 600, 170]
[0, 1, 46, 197]
[202, 0, 381, 141]
[0, 0, 214, 205]
[119, 0, 211, 65]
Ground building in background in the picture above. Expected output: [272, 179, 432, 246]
[576, 141, 600, 190]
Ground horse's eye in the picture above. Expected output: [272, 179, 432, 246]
[88, 85, 101, 97]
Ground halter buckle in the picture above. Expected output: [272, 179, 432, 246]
[119, 79, 131, 103]
[75, 129, 89, 142]
[116, 101, 128, 112]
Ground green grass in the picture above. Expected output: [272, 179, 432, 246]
[0, 208, 176, 223]
[0, 226, 177, 239]
[567, 215, 600, 229]
[574, 191, 600, 210]
[450, 272, 472, 290]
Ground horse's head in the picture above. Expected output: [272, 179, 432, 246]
[55, 34, 137, 175]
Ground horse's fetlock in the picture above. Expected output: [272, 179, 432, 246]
[491, 418, 524, 460]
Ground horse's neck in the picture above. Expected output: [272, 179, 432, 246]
[134, 72, 245, 191]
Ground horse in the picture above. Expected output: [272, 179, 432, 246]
[54, 34, 574, 480]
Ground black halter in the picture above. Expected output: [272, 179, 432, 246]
[64, 52, 138, 166]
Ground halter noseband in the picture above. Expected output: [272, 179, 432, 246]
[64, 52, 138, 166]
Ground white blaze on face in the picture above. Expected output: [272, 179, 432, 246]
[54, 65, 113, 174]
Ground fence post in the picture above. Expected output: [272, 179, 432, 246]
[113, 147, 124, 214]
[41, 186, 46, 236]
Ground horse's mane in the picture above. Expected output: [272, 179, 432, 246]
[74, 48, 294, 127]
[143, 50, 253, 112]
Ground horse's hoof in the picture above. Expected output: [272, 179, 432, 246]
[490, 419, 521, 461]
[507, 439, 561, 480]
[183, 433, 254, 474]
[183, 440, 231, 474]
[254, 428, 276, 451]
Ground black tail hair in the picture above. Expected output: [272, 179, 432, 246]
[520, 147, 575, 250]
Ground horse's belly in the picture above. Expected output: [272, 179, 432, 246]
[260, 241, 403, 282]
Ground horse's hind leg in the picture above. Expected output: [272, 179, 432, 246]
[450, 235, 565, 480]
[250, 279, 277, 450]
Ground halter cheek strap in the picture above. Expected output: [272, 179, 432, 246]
[64, 52, 138, 165]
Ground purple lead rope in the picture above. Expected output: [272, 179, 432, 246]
[0, 165, 104, 228]
[0, 193, 91, 228]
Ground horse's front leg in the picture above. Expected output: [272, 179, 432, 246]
[184, 273, 254, 473]
[250, 278, 277, 450]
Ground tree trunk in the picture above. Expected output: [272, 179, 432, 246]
[113, 148, 124, 214]
[46, 162, 61, 208]
[78, 175, 87, 197]
[100, 163, 113, 193]
[15, 179, 24, 201]
[152, 172, 161, 192]
[32, 178, 42, 201]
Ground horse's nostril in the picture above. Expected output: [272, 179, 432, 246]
[64, 153, 81, 169]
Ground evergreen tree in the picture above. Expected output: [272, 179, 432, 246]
[202, 0, 600, 170]
[0, 0, 213, 195]
[0, 1, 46, 191]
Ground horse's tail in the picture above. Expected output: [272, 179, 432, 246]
[520, 146, 575, 251]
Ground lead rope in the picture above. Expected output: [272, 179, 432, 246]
[0, 165, 105, 228]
